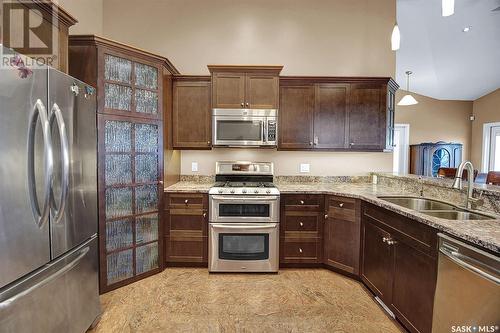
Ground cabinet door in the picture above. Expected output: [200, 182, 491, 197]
[212, 72, 246, 108]
[278, 85, 314, 149]
[173, 81, 211, 149]
[392, 240, 437, 333]
[361, 218, 393, 304]
[245, 74, 279, 109]
[324, 196, 360, 274]
[314, 84, 349, 149]
[348, 84, 386, 150]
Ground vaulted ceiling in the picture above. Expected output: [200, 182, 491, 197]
[396, 0, 500, 100]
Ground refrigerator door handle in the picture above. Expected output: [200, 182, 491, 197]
[0, 246, 89, 310]
[49, 102, 70, 224]
[27, 99, 53, 228]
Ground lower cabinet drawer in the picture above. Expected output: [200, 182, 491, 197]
[282, 238, 321, 264]
[284, 214, 318, 232]
[165, 235, 207, 263]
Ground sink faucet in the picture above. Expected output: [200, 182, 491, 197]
[452, 161, 477, 209]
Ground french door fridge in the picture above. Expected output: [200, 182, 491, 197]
[0, 46, 100, 332]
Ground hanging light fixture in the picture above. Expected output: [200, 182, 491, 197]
[397, 71, 418, 106]
[442, 0, 455, 16]
[391, 22, 401, 51]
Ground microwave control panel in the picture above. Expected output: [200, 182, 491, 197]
[267, 121, 277, 141]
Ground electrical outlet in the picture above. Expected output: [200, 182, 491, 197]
[299, 163, 310, 173]
[191, 162, 198, 172]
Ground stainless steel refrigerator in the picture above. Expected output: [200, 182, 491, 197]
[0, 45, 100, 332]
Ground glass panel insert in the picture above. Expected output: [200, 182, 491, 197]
[219, 234, 269, 260]
[136, 242, 158, 274]
[219, 204, 270, 217]
[106, 219, 133, 251]
[134, 63, 158, 89]
[106, 187, 133, 218]
[135, 184, 158, 214]
[105, 121, 132, 153]
[136, 213, 158, 244]
[105, 154, 132, 184]
[135, 89, 158, 114]
[135, 123, 159, 153]
[104, 55, 132, 84]
[105, 83, 132, 111]
[135, 154, 158, 183]
[107, 249, 133, 284]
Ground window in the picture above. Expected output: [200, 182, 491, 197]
[482, 123, 500, 172]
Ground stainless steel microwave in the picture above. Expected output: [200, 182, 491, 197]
[212, 109, 277, 147]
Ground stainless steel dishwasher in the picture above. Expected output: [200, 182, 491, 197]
[432, 233, 500, 333]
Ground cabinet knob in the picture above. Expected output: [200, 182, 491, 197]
[207, 141, 211, 145]
[387, 239, 398, 245]
[350, 142, 355, 146]
[382, 237, 388, 243]
[339, 203, 344, 208]
[184, 199, 189, 204]
[246, 102, 249, 106]
[299, 222, 304, 227]
[298, 248, 303, 253]
[300, 200, 305, 205]
[309, 142, 313, 146]
[241, 102, 244, 107]
[324, 214, 328, 219]
[203, 212, 207, 218]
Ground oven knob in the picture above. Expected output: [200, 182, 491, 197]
[230, 190, 235, 194]
[266, 190, 271, 194]
[218, 189, 223, 194]
[254, 190, 259, 194]
[242, 189, 247, 193]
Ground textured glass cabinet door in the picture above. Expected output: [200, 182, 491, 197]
[101, 115, 162, 290]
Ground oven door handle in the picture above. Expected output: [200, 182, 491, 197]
[211, 223, 278, 230]
[211, 196, 279, 201]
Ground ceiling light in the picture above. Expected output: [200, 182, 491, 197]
[442, 0, 455, 17]
[462, 26, 471, 32]
[397, 71, 418, 106]
[391, 22, 400, 51]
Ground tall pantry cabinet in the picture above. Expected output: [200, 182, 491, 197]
[68, 35, 179, 293]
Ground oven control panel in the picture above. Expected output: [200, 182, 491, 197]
[267, 121, 277, 142]
[209, 187, 280, 195]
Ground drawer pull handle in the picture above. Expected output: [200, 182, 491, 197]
[299, 248, 303, 253]
[184, 199, 189, 204]
[300, 200, 305, 205]
[299, 222, 304, 227]
[339, 203, 344, 208]
[382, 237, 397, 245]
[203, 213, 206, 218]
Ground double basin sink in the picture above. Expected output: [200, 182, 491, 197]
[378, 196, 497, 220]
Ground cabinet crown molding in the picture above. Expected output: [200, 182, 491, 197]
[207, 65, 283, 74]
[68, 34, 180, 74]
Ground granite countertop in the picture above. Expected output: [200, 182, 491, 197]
[165, 181, 500, 253]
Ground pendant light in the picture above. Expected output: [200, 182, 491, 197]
[442, 0, 455, 16]
[391, 22, 401, 51]
[397, 71, 418, 106]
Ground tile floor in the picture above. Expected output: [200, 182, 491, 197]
[90, 268, 403, 333]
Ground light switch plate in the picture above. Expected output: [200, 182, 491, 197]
[191, 162, 198, 172]
[299, 163, 310, 173]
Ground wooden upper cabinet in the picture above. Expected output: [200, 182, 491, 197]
[278, 77, 398, 152]
[211, 72, 246, 108]
[172, 77, 211, 149]
[245, 74, 279, 109]
[208, 65, 283, 109]
[314, 84, 349, 149]
[348, 84, 386, 150]
[279, 85, 314, 149]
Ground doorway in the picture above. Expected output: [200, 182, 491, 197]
[482, 122, 500, 172]
[393, 124, 410, 174]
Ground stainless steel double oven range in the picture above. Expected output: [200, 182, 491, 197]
[208, 162, 280, 272]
